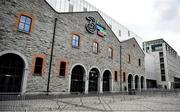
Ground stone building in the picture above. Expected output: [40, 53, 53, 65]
[145, 53, 157, 88]
[143, 39, 180, 89]
[121, 38, 146, 91]
[0, 0, 121, 94]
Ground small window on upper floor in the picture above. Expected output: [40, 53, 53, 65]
[119, 30, 121, 37]
[59, 62, 66, 77]
[160, 64, 165, 69]
[159, 52, 163, 57]
[34, 57, 43, 75]
[128, 31, 130, 37]
[72, 34, 80, 48]
[133, 44, 136, 48]
[109, 24, 112, 29]
[108, 47, 113, 59]
[128, 54, 131, 64]
[146, 47, 149, 52]
[18, 15, 32, 33]
[123, 72, 126, 82]
[114, 71, 118, 82]
[138, 59, 141, 66]
[69, 3, 74, 12]
[92, 42, 98, 54]
[83, 7, 87, 11]
[160, 58, 164, 63]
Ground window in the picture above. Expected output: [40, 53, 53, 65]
[109, 24, 112, 29]
[138, 59, 141, 66]
[34, 57, 43, 75]
[108, 47, 113, 58]
[92, 42, 98, 54]
[69, 3, 74, 12]
[72, 34, 80, 48]
[166, 45, 168, 51]
[128, 31, 130, 37]
[114, 71, 117, 81]
[160, 58, 164, 63]
[123, 72, 126, 82]
[151, 44, 162, 52]
[133, 44, 135, 48]
[161, 70, 165, 74]
[159, 52, 163, 57]
[161, 76, 166, 81]
[59, 62, 66, 77]
[83, 7, 87, 11]
[146, 47, 149, 52]
[119, 30, 121, 36]
[128, 54, 131, 63]
[18, 15, 32, 33]
[160, 64, 164, 70]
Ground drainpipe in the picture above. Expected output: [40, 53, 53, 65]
[120, 45, 122, 91]
[47, 18, 57, 95]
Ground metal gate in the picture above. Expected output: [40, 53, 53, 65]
[0, 53, 24, 93]
[103, 70, 110, 92]
[128, 74, 133, 90]
[89, 68, 99, 92]
[70, 65, 85, 93]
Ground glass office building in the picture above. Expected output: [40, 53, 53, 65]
[46, 0, 143, 46]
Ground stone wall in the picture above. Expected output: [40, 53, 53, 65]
[0, 0, 121, 94]
[121, 38, 145, 91]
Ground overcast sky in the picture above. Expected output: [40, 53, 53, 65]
[86, 0, 180, 54]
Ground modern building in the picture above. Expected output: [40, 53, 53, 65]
[143, 39, 180, 89]
[121, 38, 146, 92]
[45, 0, 143, 46]
[0, 0, 122, 94]
[145, 53, 157, 88]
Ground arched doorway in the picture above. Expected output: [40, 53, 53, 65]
[141, 76, 144, 89]
[135, 75, 139, 90]
[0, 53, 24, 93]
[103, 70, 111, 92]
[88, 68, 100, 92]
[128, 74, 133, 90]
[70, 65, 85, 93]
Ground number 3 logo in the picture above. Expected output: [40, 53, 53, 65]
[85, 16, 97, 34]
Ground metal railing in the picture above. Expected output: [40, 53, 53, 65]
[0, 89, 180, 111]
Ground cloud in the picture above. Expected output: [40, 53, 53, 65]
[153, 0, 180, 54]
[154, 0, 180, 32]
[87, 0, 180, 54]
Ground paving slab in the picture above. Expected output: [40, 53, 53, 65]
[0, 94, 180, 111]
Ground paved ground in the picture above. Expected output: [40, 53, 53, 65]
[0, 93, 180, 112]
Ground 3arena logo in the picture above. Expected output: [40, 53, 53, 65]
[85, 16, 107, 37]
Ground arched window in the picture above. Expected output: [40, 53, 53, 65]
[18, 15, 32, 33]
